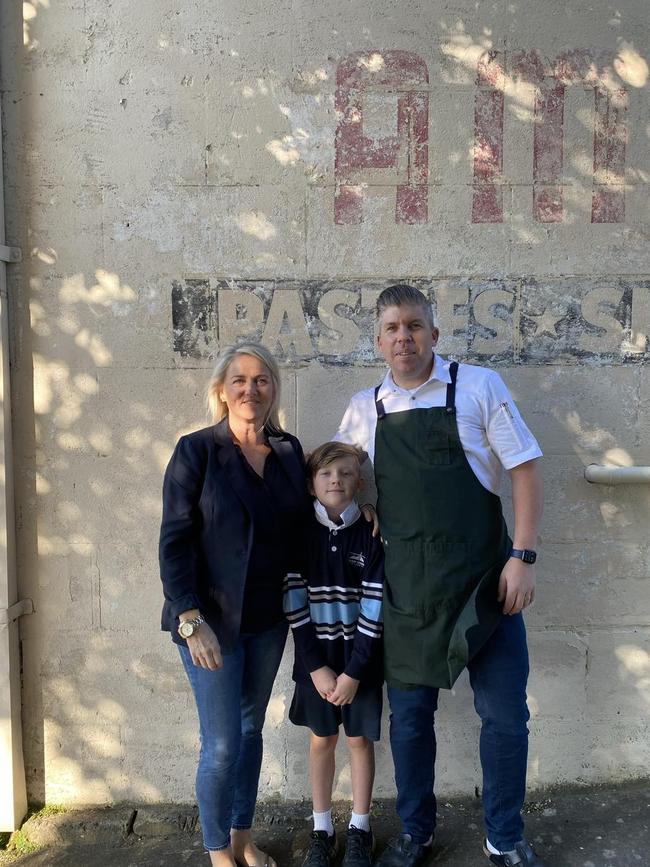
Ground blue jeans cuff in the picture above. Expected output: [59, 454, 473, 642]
[205, 838, 231, 852]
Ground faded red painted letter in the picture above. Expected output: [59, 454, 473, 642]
[555, 50, 628, 223]
[591, 86, 628, 223]
[335, 51, 429, 225]
[472, 52, 505, 223]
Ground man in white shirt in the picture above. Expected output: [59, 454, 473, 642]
[334, 284, 545, 867]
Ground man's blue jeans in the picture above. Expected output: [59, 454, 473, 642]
[387, 613, 530, 851]
[178, 620, 288, 851]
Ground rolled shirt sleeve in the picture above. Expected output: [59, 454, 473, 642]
[483, 371, 543, 470]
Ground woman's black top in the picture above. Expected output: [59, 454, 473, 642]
[236, 446, 305, 633]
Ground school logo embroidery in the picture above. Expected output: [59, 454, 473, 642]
[348, 552, 365, 568]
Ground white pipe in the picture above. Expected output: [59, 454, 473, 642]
[0, 79, 27, 833]
[584, 465, 650, 485]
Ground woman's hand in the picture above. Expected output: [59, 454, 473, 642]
[310, 666, 337, 699]
[327, 673, 359, 706]
[360, 504, 379, 537]
[186, 623, 223, 670]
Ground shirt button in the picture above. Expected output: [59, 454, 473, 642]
[331, 545, 337, 552]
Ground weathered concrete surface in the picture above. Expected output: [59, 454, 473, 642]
[1, 0, 650, 813]
[2, 783, 649, 866]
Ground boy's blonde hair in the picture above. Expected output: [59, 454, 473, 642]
[306, 441, 364, 479]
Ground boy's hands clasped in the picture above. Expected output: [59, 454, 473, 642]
[327, 672, 359, 705]
[310, 666, 337, 699]
[310, 667, 360, 705]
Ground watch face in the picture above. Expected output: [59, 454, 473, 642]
[522, 550, 537, 564]
[179, 621, 194, 638]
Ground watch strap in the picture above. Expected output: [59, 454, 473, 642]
[510, 548, 537, 564]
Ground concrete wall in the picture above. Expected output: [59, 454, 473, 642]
[1, 0, 649, 806]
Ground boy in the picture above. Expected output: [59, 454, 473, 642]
[284, 442, 384, 867]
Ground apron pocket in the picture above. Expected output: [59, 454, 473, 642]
[422, 540, 472, 597]
[422, 428, 451, 465]
[383, 570, 426, 616]
[383, 602, 429, 685]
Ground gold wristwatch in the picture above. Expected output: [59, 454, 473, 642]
[178, 613, 205, 639]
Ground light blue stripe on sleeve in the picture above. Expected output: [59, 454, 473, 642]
[284, 587, 308, 612]
[309, 600, 359, 625]
[359, 597, 382, 624]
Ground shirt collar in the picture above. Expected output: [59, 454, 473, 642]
[377, 352, 451, 399]
[313, 499, 361, 530]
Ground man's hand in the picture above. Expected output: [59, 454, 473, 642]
[327, 673, 360, 706]
[497, 558, 536, 615]
[360, 504, 379, 537]
[186, 623, 223, 669]
[311, 666, 338, 699]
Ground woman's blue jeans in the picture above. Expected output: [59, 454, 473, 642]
[387, 613, 530, 851]
[179, 620, 288, 851]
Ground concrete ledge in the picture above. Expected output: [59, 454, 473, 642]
[132, 806, 200, 838]
[4, 782, 650, 866]
[19, 807, 136, 847]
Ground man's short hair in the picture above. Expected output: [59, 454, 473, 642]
[376, 283, 434, 327]
[306, 441, 364, 479]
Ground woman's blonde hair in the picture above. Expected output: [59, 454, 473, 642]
[205, 342, 283, 434]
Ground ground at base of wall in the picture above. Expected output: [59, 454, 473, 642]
[1, 781, 648, 867]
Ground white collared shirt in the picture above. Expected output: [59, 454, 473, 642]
[334, 354, 542, 495]
[313, 499, 361, 530]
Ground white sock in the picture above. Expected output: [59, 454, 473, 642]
[349, 812, 370, 832]
[486, 838, 502, 855]
[313, 809, 334, 836]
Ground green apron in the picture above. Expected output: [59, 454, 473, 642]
[375, 361, 510, 689]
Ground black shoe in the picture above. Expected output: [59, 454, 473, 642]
[343, 826, 374, 867]
[374, 834, 432, 867]
[303, 830, 338, 867]
[483, 838, 546, 866]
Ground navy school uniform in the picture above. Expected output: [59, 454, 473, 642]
[283, 500, 384, 740]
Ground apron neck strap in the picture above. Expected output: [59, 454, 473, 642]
[374, 385, 386, 419]
[446, 361, 459, 413]
[375, 363, 459, 417]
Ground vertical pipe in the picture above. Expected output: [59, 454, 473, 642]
[0, 79, 28, 831]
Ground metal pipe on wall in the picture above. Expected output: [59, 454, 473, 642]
[584, 465, 650, 485]
[0, 92, 28, 831]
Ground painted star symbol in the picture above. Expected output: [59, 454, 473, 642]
[529, 307, 564, 339]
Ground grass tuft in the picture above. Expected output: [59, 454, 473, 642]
[0, 803, 68, 862]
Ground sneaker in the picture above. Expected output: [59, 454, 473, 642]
[483, 838, 546, 866]
[342, 826, 374, 867]
[374, 834, 433, 867]
[303, 830, 338, 867]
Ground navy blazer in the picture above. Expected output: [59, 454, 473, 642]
[159, 418, 310, 650]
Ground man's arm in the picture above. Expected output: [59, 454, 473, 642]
[498, 458, 544, 615]
[359, 457, 377, 509]
[333, 391, 378, 521]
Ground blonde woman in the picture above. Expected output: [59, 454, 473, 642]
[160, 342, 311, 867]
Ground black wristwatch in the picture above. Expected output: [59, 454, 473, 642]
[510, 548, 537, 564]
